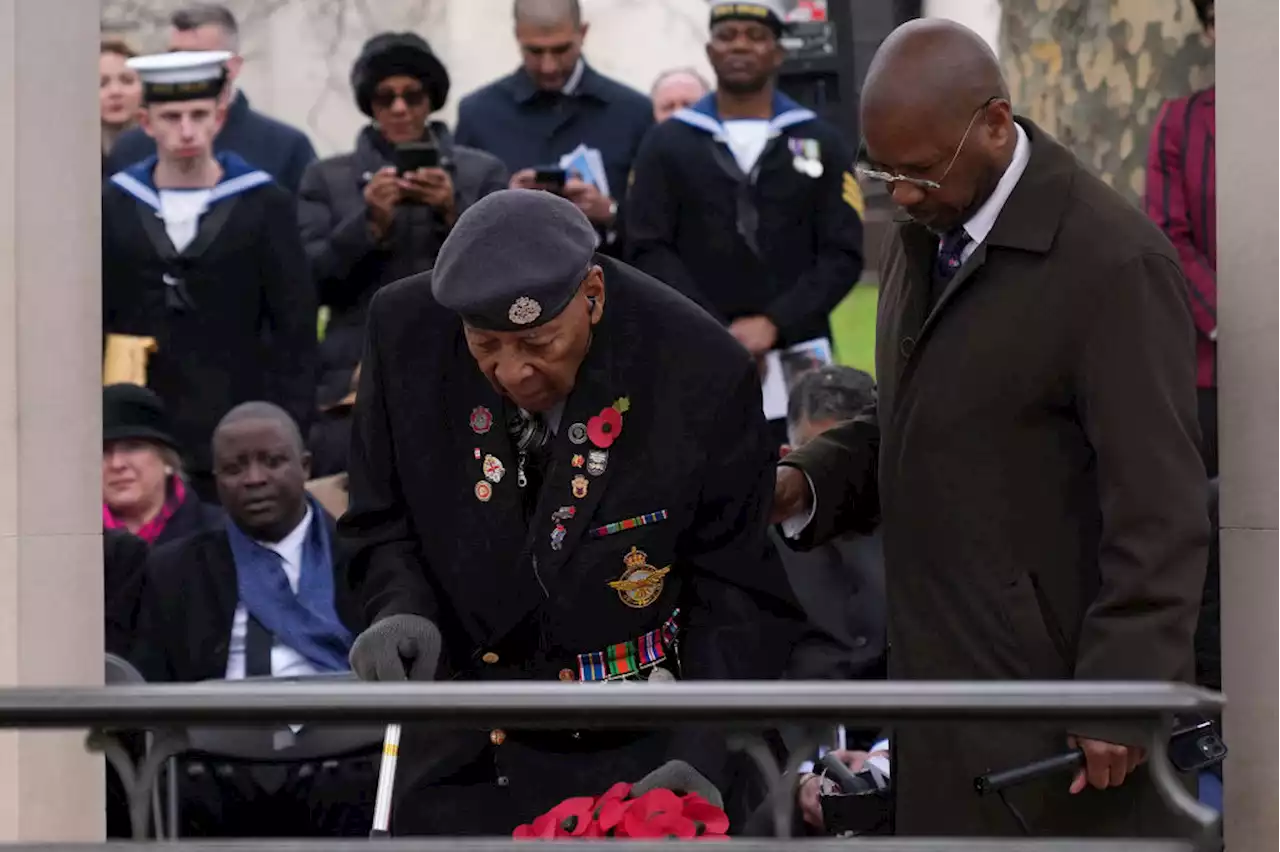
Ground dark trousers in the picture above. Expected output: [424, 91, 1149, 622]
[1197, 387, 1218, 479]
[174, 755, 377, 837]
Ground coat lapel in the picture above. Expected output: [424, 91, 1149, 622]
[136, 204, 179, 260]
[920, 243, 989, 341]
[524, 332, 622, 590]
[443, 334, 541, 642]
[895, 223, 938, 344]
[181, 196, 241, 260]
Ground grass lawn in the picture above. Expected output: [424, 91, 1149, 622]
[829, 281, 878, 377]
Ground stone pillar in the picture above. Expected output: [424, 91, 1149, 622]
[1000, 0, 1213, 204]
[0, 0, 105, 841]
[1216, 0, 1279, 847]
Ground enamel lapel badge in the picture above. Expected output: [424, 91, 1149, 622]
[470, 406, 493, 435]
[483, 454, 505, 483]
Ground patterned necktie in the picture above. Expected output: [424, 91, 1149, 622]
[935, 227, 973, 283]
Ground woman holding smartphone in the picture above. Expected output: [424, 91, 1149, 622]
[298, 32, 509, 414]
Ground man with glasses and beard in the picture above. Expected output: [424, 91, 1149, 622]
[625, 0, 863, 425]
[772, 19, 1208, 838]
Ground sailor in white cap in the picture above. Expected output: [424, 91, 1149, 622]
[625, 0, 864, 449]
[103, 50, 317, 502]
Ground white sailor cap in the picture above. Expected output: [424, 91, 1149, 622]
[127, 51, 232, 103]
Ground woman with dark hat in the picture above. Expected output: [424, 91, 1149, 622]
[298, 32, 509, 408]
[102, 384, 222, 548]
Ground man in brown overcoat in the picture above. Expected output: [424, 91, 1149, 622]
[773, 20, 1209, 837]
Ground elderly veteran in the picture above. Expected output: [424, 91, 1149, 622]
[338, 188, 801, 836]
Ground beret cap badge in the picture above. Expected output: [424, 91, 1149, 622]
[508, 296, 543, 326]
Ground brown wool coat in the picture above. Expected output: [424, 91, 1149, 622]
[783, 119, 1209, 837]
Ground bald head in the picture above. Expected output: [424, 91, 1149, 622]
[862, 19, 1008, 126]
[513, 0, 581, 28]
[215, 401, 305, 453]
[856, 19, 1017, 234]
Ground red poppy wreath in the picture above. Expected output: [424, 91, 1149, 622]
[513, 782, 729, 841]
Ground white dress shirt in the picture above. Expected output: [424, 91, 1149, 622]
[224, 506, 321, 680]
[782, 124, 1032, 539]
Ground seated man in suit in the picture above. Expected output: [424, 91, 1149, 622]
[130, 402, 371, 837]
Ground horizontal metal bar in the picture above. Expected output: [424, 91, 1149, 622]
[0, 681, 1221, 729]
[0, 841, 1200, 851]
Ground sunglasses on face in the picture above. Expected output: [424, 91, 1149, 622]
[371, 88, 427, 110]
[856, 96, 1002, 192]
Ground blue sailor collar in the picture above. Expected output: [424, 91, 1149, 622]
[670, 91, 817, 139]
[108, 151, 274, 213]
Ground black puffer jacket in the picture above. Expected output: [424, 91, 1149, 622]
[298, 122, 507, 405]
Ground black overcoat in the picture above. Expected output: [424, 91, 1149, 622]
[782, 120, 1209, 837]
[339, 257, 802, 833]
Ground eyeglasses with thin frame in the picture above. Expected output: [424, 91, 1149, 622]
[855, 96, 1002, 192]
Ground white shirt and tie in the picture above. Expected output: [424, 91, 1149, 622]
[781, 123, 1031, 538]
[224, 506, 321, 680]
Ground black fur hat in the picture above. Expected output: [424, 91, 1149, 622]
[351, 32, 451, 117]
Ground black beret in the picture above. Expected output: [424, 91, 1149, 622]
[351, 32, 451, 117]
[432, 190, 597, 332]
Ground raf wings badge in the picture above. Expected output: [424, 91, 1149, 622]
[607, 547, 671, 609]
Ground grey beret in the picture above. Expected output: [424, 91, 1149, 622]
[432, 189, 597, 332]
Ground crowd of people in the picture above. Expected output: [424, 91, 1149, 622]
[97, 0, 1221, 840]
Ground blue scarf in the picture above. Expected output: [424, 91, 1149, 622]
[225, 495, 352, 672]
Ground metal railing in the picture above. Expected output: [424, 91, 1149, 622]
[0, 680, 1223, 851]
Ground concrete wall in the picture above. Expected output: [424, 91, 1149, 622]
[0, 0, 106, 841]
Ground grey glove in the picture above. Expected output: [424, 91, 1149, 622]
[631, 759, 724, 808]
[349, 614, 441, 682]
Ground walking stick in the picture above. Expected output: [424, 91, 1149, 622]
[370, 723, 402, 839]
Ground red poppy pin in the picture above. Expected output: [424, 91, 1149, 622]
[587, 397, 629, 449]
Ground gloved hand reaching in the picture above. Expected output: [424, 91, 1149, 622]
[349, 614, 441, 681]
[630, 759, 724, 809]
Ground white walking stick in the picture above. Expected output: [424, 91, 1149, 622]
[370, 723, 402, 838]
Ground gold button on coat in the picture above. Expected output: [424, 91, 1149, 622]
[481, 651, 499, 664]
[490, 729, 506, 745]
[558, 668, 575, 682]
